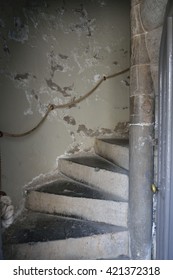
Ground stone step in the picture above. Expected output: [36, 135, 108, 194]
[94, 138, 129, 170]
[26, 179, 128, 227]
[58, 153, 129, 201]
[3, 211, 129, 260]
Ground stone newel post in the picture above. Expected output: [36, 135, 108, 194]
[130, 0, 167, 259]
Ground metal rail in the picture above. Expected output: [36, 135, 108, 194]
[157, 0, 173, 259]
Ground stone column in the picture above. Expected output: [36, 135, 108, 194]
[130, 0, 167, 259]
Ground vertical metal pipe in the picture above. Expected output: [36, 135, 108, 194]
[130, 0, 154, 259]
[164, 16, 173, 258]
[157, 22, 167, 258]
[156, 0, 173, 259]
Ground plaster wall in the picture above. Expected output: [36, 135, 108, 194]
[0, 0, 130, 210]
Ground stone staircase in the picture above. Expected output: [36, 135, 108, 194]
[2, 138, 130, 260]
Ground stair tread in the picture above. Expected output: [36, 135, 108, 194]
[36, 179, 117, 201]
[59, 154, 128, 175]
[94, 138, 129, 170]
[98, 138, 129, 148]
[3, 211, 127, 245]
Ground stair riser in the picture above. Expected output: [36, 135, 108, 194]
[4, 231, 129, 260]
[94, 139, 129, 170]
[58, 160, 129, 201]
[26, 191, 128, 227]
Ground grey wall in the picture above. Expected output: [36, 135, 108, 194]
[0, 0, 130, 210]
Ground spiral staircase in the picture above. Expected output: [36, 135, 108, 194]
[3, 137, 130, 260]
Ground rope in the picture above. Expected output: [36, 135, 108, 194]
[0, 68, 129, 138]
[0, 141, 14, 228]
[0, 194, 14, 228]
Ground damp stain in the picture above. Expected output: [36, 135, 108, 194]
[77, 124, 94, 136]
[59, 53, 69, 60]
[46, 79, 71, 97]
[48, 50, 67, 77]
[51, 64, 64, 74]
[100, 128, 112, 134]
[77, 124, 113, 137]
[114, 122, 129, 134]
[63, 115, 76, 125]
[67, 144, 80, 154]
[14, 73, 30, 80]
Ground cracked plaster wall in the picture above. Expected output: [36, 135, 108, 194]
[0, 0, 130, 209]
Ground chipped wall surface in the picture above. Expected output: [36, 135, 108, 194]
[0, 0, 130, 209]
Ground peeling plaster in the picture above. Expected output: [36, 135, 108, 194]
[45, 79, 72, 97]
[71, 5, 96, 37]
[63, 115, 76, 125]
[93, 74, 101, 82]
[23, 169, 60, 193]
[77, 124, 113, 137]
[14, 73, 30, 81]
[59, 53, 69, 60]
[67, 144, 80, 154]
[47, 49, 73, 77]
[24, 107, 33, 116]
[114, 122, 129, 135]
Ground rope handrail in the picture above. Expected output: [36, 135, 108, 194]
[0, 67, 129, 138]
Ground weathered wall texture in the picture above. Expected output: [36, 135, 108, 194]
[0, 0, 130, 209]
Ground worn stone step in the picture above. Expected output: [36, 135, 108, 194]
[3, 211, 129, 260]
[26, 179, 128, 227]
[29, 176, 115, 201]
[94, 138, 129, 170]
[58, 153, 129, 201]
